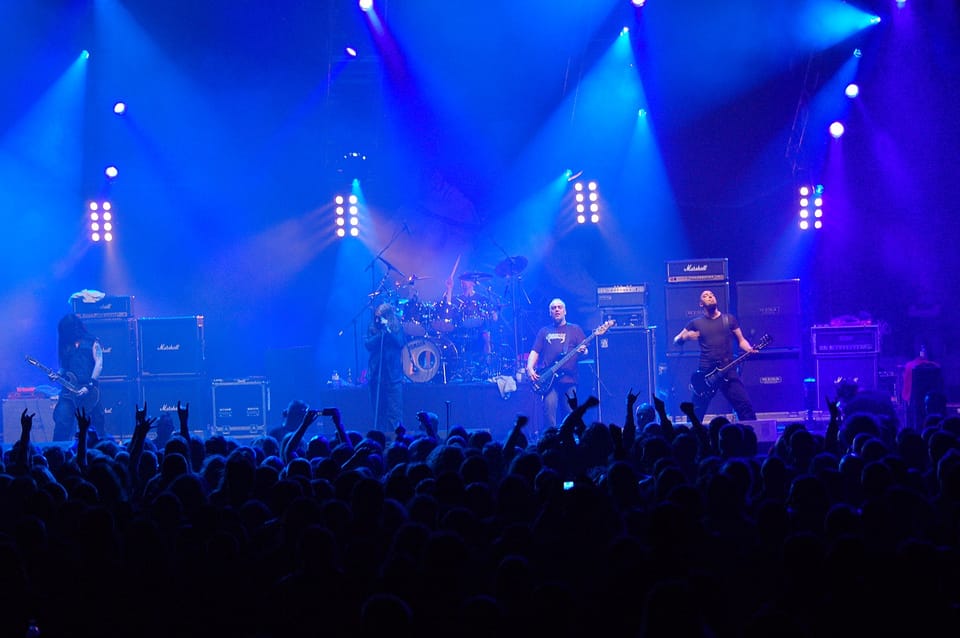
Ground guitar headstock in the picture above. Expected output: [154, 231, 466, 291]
[594, 319, 615, 336]
[756, 334, 772, 350]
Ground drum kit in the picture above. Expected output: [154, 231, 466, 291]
[373, 257, 528, 384]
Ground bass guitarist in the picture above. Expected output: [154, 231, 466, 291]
[52, 313, 105, 441]
[672, 289, 758, 422]
[526, 298, 588, 429]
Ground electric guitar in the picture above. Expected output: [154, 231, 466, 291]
[25, 355, 101, 406]
[689, 334, 772, 399]
[531, 320, 615, 396]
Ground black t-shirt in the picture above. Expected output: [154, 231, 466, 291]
[686, 313, 739, 368]
[532, 322, 587, 381]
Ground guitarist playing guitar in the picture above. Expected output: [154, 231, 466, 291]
[526, 298, 599, 430]
[672, 289, 760, 422]
[47, 313, 105, 441]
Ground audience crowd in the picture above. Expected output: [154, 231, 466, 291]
[2, 386, 960, 637]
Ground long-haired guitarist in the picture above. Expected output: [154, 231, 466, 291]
[672, 289, 758, 422]
[526, 298, 588, 430]
[52, 313, 105, 441]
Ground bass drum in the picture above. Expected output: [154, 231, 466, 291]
[403, 337, 458, 383]
[397, 298, 427, 337]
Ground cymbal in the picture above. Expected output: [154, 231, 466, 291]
[495, 255, 528, 277]
[460, 271, 492, 281]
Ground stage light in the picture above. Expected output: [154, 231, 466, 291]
[345, 47, 358, 57]
[896, 0, 906, 7]
[88, 199, 115, 242]
[797, 184, 823, 230]
[348, 194, 359, 204]
[588, 181, 598, 191]
[350, 227, 359, 237]
[853, 48, 862, 58]
[81, 50, 90, 60]
[590, 213, 600, 223]
[620, 27, 630, 36]
[567, 170, 583, 182]
[577, 214, 586, 224]
[105, 166, 118, 179]
[829, 121, 845, 139]
[845, 83, 859, 98]
[113, 101, 126, 115]
[631, 0, 646, 6]
[574, 182, 584, 192]
[638, 108, 647, 118]
[337, 228, 346, 238]
[359, 0, 373, 12]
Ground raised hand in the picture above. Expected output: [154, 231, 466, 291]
[653, 394, 666, 414]
[826, 396, 841, 421]
[515, 414, 529, 430]
[20, 408, 35, 433]
[136, 403, 148, 426]
[627, 388, 639, 409]
[565, 388, 579, 411]
[582, 395, 600, 411]
[75, 407, 91, 431]
[679, 401, 696, 417]
[177, 401, 190, 425]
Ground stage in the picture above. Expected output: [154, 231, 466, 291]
[316, 380, 545, 441]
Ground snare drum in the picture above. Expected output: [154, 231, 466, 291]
[403, 337, 459, 383]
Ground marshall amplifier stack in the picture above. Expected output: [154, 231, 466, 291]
[594, 283, 654, 421]
[139, 316, 209, 432]
[55, 302, 213, 439]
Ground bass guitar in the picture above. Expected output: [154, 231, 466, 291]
[531, 320, 614, 396]
[25, 355, 101, 406]
[689, 334, 771, 399]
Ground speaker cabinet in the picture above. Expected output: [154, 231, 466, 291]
[815, 355, 878, 409]
[85, 318, 139, 379]
[739, 350, 804, 412]
[3, 397, 57, 444]
[735, 280, 801, 349]
[595, 328, 656, 422]
[661, 354, 733, 415]
[664, 282, 730, 354]
[139, 316, 205, 376]
[99, 379, 140, 440]
[141, 376, 211, 429]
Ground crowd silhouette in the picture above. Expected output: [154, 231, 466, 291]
[2, 384, 960, 637]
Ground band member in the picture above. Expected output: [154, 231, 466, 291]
[673, 289, 758, 421]
[52, 313, 105, 441]
[364, 302, 406, 431]
[526, 298, 587, 429]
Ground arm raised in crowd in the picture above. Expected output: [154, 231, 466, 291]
[282, 408, 322, 462]
[127, 403, 157, 483]
[76, 407, 91, 474]
[177, 401, 190, 440]
[680, 401, 711, 457]
[11, 408, 35, 474]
